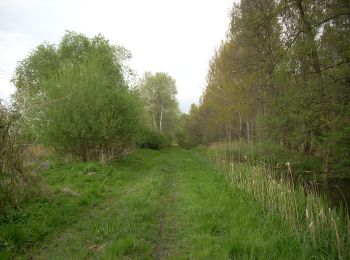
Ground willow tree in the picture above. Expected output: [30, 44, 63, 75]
[12, 31, 145, 161]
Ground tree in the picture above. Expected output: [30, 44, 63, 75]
[139, 72, 179, 134]
[12, 31, 145, 161]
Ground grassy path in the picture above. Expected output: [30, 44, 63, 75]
[154, 159, 177, 259]
[1, 148, 317, 259]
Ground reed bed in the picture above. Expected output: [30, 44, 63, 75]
[208, 142, 350, 259]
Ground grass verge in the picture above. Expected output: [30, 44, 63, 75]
[207, 144, 350, 259]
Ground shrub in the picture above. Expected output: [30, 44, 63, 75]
[0, 103, 40, 213]
[139, 129, 171, 149]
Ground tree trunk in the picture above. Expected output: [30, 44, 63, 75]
[152, 113, 157, 129]
[159, 104, 163, 131]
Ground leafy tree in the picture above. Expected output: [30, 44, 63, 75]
[12, 31, 145, 161]
[41, 57, 143, 161]
[139, 72, 180, 136]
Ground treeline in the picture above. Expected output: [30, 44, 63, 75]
[183, 0, 350, 176]
[0, 31, 180, 213]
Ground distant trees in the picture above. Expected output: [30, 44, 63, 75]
[184, 0, 350, 176]
[12, 31, 145, 161]
[181, 104, 203, 147]
[139, 72, 180, 137]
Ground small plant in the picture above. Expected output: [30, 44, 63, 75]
[82, 163, 99, 174]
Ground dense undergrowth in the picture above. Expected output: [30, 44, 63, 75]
[0, 105, 42, 215]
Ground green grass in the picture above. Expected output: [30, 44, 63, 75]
[0, 149, 163, 259]
[0, 148, 346, 259]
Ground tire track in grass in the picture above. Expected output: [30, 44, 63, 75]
[154, 163, 179, 260]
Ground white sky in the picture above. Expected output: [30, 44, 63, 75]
[0, 0, 234, 112]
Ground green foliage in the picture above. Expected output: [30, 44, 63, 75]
[138, 72, 180, 140]
[12, 31, 145, 161]
[41, 58, 143, 161]
[139, 129, 171, 149]
[180, 104, 203, 147]
[333, 126, 350, 176]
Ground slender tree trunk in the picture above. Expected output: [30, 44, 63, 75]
[159, 104, 163, 131]
[152, 113, 157, 129]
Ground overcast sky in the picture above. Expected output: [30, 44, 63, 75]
[0, 0, 234, 112]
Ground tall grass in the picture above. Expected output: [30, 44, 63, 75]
[208, 142, 350, 259]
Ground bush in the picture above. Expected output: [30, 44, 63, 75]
[139, 129, 171, 149]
